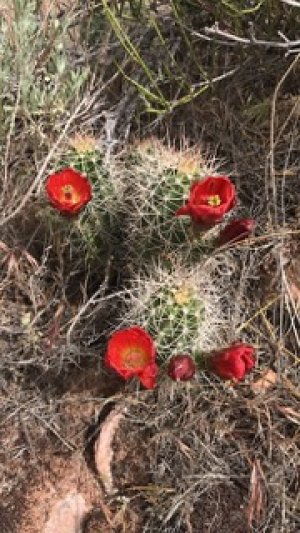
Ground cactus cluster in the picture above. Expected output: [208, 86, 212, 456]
[43, 135, 227, 367]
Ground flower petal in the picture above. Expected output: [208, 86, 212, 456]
[175, 176, 236, 226]
[139, 363, 158, 389]
[218, 219, 255, 246]
[105, 327, 157, 386]
[175, 204, 190, 217]
[46, 168, 92, 215]
[208, 344, 255, 381]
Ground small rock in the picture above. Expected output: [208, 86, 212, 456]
[44, 492, 89, 533]
[251, 369, 277, 394]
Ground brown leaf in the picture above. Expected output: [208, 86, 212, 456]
[94, 407, 125, 494]
[251, 369, 277, 394]
[44, 492, 89, 533]
[246, 459, 265, 527]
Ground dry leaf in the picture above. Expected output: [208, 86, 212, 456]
[94, 407, 124, 494]
[44, 492, 89, 533]
[251, 369, 277, 394]
[246, 459, 265, 527]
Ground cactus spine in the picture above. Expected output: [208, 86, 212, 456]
[125, 138, 218, 262]
[48, 135, 124, 262]
[120, 261, 223, 363]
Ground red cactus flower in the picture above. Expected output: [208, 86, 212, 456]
[105, 326, 158, 389]
[46, 168, 92, 215]
[217, 218, 255, 246]
[208, 344, 255, 381]
[168, 354, 196, 382]
[176, 176, 236, 227]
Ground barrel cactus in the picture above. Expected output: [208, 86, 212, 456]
[44, 134, 124, 263]
[119, 261, 224, 363]
[124, 138, 219, 262]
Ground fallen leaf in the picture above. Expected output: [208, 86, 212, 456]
[44, 492, 89, 533]
[246, 459, 265, 527]
[94, 406, 125, 494]
[251, 369, 277, 394]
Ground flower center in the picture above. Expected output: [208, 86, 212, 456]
[207, 194, 221, 206]
[178, 156, 198, 176]
[173, 285, 192, 305]
[61, 184, 79, 203]
[122, 347, 148, 369]
[69, 134, 98, 154]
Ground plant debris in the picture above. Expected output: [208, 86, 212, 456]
[94, 407, 125, 494]
[251, 369, 277, 394]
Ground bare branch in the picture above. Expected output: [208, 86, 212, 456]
[280, 0, 300, 6]
[190, 23, 300, 54]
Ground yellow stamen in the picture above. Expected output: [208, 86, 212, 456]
[177, 155, 199, 176]
[123, 347, 148, 368]
[207, 194, 221, 206]
[69, 134, 98, 154]
[61, 184, 79, 203]
[173, 285, 192, 305]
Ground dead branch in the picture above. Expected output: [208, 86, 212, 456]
[191, 23, 300, 56]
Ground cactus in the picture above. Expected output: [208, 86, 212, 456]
[44, 135, 124, 264]
[119, 260, 224, 363]
[124, 138, 219, 262]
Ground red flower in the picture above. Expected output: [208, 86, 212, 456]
[105, 326, 158, 389]
[176, 176, 236, 227]
[217, 218, 255, 246]
[208, 344, 255, 381]
[168, 354, 196, 382]
[46, 168, 92, 215]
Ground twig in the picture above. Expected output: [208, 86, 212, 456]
[280, 0, 300, 6]
[2, 84, 21, 200]
[196, 24, 300, 54]
[236, 295, 281, 334]
[65, 251, 126, 346]
[192, 66, 240, 89]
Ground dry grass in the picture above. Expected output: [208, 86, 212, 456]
[101, 381, 299, 532]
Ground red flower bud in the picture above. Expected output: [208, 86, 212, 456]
[217, 218, 255, 246]
[46, 168, 92, 215]
[176, 176, 236, 227]
[168, 354, 196, 382]
[208, 344, 255, 381]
